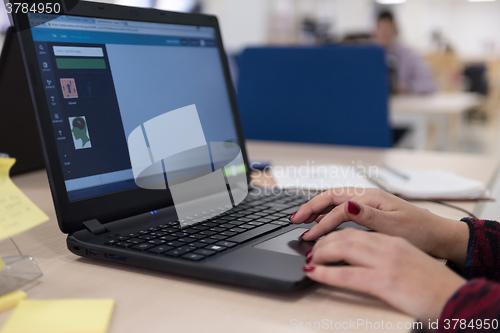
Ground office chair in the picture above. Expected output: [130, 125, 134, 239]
[236, 45, 392, 148]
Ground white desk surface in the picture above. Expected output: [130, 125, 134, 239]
[0, 140, 497, 333]
[391, 92, 482, 115]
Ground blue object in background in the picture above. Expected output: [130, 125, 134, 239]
[235, 45, 392, 148]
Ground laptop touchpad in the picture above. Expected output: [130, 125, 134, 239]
[253, 228, 313, 257]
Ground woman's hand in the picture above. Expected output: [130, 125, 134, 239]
[290, 188, 469, 266]
[304, 228, 466, 322]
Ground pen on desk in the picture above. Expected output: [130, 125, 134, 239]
[382, 163, 410, 181]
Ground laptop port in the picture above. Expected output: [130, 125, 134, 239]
[86, 250, 98, 256]
[105, 253, 127, 262]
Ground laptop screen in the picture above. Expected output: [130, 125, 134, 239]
[28, 14, 243, 202]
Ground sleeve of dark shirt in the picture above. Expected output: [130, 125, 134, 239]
[437, 218, 500, 332]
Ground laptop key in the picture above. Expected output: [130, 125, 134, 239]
[189, 234, 206, 240]
[116, 242, 133, 248]
[200, 230, 216, 236]
[210, 235, 228, 240]
[225, 224, 282, 244]
[271, 221, 291, 226]
[264, 203, 290, 210]
[139, 235, 157, 240]
[220, 223, 234, 229]
[220, 231, 236, 237]
[209, 227, 226, 232]
[249, 222, 264, 226]
[215, 241, 237, 248]
[239, 224, 256, 230]
[204, 245, 227, 252]
[237, 218, 252, 222]
[172, 232, 189, 238]
[164, 246, 196, 257]
[105, 239, 119, 245]
[127, 238, 145, 244]
[193, 225, 208, 231]
[194, 249, 216, 256]
[188, 242, 206, 248]
[229, 227, 246, 233]
[166, 241, 185, 247]
[160, 235, 177, 241]
[177, 238, 194, 243]
[150, 232, 167, 237]
[132, 243, 155, 251]
[147, 245, 174, 254]
[227, 221, 244, 226]
[148, 239, 166, 245]
[181, 253, 205, 261]
[200, 238, 217, 244]
[202, 222, 218, 227]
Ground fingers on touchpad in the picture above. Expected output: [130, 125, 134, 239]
[253, 228, 313, 257]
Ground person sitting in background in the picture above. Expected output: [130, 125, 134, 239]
[374, 11, 437, 95]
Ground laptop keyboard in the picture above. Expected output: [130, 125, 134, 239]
[103, 192, 310, 262]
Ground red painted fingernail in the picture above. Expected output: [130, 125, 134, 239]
[347, 201, 361, 215]
[300, 230, 309, 239]
[305, 249, 312, 256]
[303, 265, 315, 272]
[306, 256, 312, 264]
[289, 211, 297, 221]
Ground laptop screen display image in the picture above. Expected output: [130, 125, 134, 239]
[28, 14, 242, 203]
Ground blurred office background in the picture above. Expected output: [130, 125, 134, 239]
[1, 0, 500, 154]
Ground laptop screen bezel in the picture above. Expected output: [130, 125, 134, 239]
[10, 2, 251, 234]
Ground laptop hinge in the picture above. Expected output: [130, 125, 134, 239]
[82, 219, 107, 235]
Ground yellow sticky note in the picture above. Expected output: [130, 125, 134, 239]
[0, 257, 5, 271]
[0, 158, 48, 241]
[1, 299, 115, 333]
[0, 291, 26, 313]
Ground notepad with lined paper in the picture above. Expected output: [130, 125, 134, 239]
[271, 163, 489, 200]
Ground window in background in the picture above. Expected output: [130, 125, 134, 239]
[1, 3, 10, 33]
[155, 0, 197, 12]
[114, 0, 154, 8]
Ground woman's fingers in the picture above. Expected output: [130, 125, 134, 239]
[304, 266, 375, 295]
[300, 204, 349, 240]
[290, 188, 360, 224]
[300, 197, 392, 241]
[342, 200, 395, 231]
[308, 229, 382, 264]
[308, 235, 381, 267]
[315, 215, 326, 223]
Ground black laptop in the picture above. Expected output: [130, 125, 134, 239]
[0, 27, 45, 175]
[9, 1, 316, 290]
